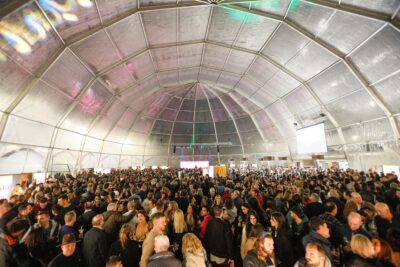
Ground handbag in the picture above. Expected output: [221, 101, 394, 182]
[203, 249, 212, 267]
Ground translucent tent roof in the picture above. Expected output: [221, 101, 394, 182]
[0, 0, 400, 173]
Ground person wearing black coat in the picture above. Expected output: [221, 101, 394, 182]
[204, 206, 233, 266]
[109, 224, 141, 267]
[147, 235, 182, 267]
[304, 194, 325, 219]
[270, 212, 294, 267]
[76, 202, 97, 234]
[82, 214, 109, 267]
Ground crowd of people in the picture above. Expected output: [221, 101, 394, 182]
[0, 167, 399, 267]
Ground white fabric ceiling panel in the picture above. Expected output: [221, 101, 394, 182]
[203, 44, 230, 69]
[287, 1, 335, 37]
[158, 71, 179, 86]
[216, 120, 237, 134]
[159, 108, 178, 121]
[88, 116, 115, 139]
[173, 122, 193, 135]
[2, 115, 53, 147]
[100, 154, 120, 168]
[140, 0, 176, 7]
[219, 133, 241, 146]
[211, 108, 231, 122]
[96, 0, 138, 22]
[119, 155, 132, 167]
[178, 44, 203, 68]
[349, 25, 400, 84]
[83, 137, 103, 153]
[341, 118, 394, 144]
[235, 116, 257, 132]
[125, 131, 148, 145]
[308, 62, 363, 104]
[285, 42, 338, 81]
[81, 152, 100, 169]
[318, 11, 384, 54]
[198, 69, 221, 85]
[12, 81, 72, 125]
[195, 111, 213, 123]
[143, 156, 168, 166]
[249, 88, 276, 108]
[71, 30, 120, 72]
[43, 49, 93, 99]
[234, 77, 260, 98]
[142, 9, 177, 45]
[240, 99, 262, 114]
[151, 47, 178, 70]
[171, 135, 193, 144]
[132, 116, 154, 134]
[179, 68, 200, 84]
[0, 2, 62, 73]
[325, 129, 342, 146]
[247, 57, 279, 84]
[341, 0, 400, 14]
[0, 60, 32, 111]
[240, 130, 264, 144]
[251, 0, 291, 16]
[126, 52, 155, 80]
[212, 73, 239, 90]
[179, 6, 211, 42]
[224, 50, 256, 74]
[39, 0, 101, 40]
[176, 111, 194, 122]
[244, 144, 266, 154]
[152, 120, 174, 134]
[283, 86, 319, 116]
[326, 90, 385, 126]
[219, 146, 242, 155]
[263, 70, 301, 98]
[195, 122, 215, 135]
[181, 99, 195, 111]
[102, 141, 122, 154]
[234, 15, 279, 51]
[262, 23, 309, 66]
[54, 129, 84, 150]
[220, 94, 248, 118]
[101, 65, 135, 91]
[108, 14, 147, 58]
[121, 144, 145, 155]
[107, 111, 138, 142]
[207, 7, 245, 45]
[50, 149, 79, 171]
[266, 101, 293, 122]
[373, 72, 400, 114]
[144, 146, 168, 156]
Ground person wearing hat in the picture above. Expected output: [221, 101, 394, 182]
[48, 233, 83, 267]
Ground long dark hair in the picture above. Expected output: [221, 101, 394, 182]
[246, 210, 259, 237]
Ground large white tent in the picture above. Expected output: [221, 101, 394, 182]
[0, 0, 400, 174]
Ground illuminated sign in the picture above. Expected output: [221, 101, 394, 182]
[0, 176, 14, 199]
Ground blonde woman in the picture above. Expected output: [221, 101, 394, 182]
[345, 234, 380, 267]
[182, 233, 208, 267]
[165, 201, 179, 223]
[169, 209, 188, 260]
[109, 223, 141, 267]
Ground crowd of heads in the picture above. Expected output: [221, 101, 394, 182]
[0, 166, 399, 267]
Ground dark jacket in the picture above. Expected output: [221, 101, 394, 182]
[102, 210, 134, 242]
[304, 202, 325, 219]
[147, 251, 182, 267]
[109, 239, 142, 267]
[82, 227, 108, 267]
[344, 253, 383, 267]
[48, 249, 84, 267]
[77, 210, 97, 234]
[243, 250, 276, 267]
[302, 231, 332, 261]
[273, 228, 294, 267]
[339, 224, 371, 245]
[204, 218, 233, 260]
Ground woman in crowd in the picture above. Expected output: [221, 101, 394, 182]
[243, 223, 264, 258]
[109, 223, 140, 267]
[271, 212, 294, 267]
[185, 204, 198, 233]
[181, 233, 208, 267]
[345, 234, 382, 267]
[241, 210, 260, 259]
[372, 237, 398, 267]
[170, 209, 188, 260]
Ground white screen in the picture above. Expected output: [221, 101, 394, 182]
[296, 123, 327, 154]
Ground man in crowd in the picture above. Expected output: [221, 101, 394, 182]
[147, 235, 182, 267]
[302, 217, 332, 261]
[140, 212, 167, 267]
[48, 234, 84, 267]
[83, 214, 108, 267]
[294, 242, 332, 267]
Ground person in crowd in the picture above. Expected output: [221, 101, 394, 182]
[83, 214, 109, 267]
[294, 242, 332, 267]
[304, 194, 325, 219]
[181, 233, 208, 267]
[32, 197, 52, 219]
[0, 202, 18, 229]
[385, 227, 400, 267]
[147, 235, 182, 267]
[33, 211, 59, 241]
[169, 209, 188, 260]
[302, 217, 332, 261]
[185, 204, 198, 233]
[288, 206, 310, 259]
[140, 212, 167, 267]
[107, 255, 123, 267]
[77, 201, 97, 235]
[319, 202, 341, 246]
[271, 211, 294, 267]
[372, 237, 398, 267]
[102, 202, 135, 243]
[24, 227, 56, 266]
[48, 234, 84, 267]
[344, 234, 381, 267]
[241, 210, 259, 259]
[243, 231, 276, 267]
[325, 190, 345, 222]
[340, 212, 371, 244]
[204, 206, 233, 267]
[59, 211, 78, 241]
[374, 202, 400, 239]
[198, 206, 212, 240]
[109, 223, 140, 267]
[0, 218, 30, 266]
[243, 223, 264, 258]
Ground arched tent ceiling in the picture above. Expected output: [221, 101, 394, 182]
[0, 0, 400, 172]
